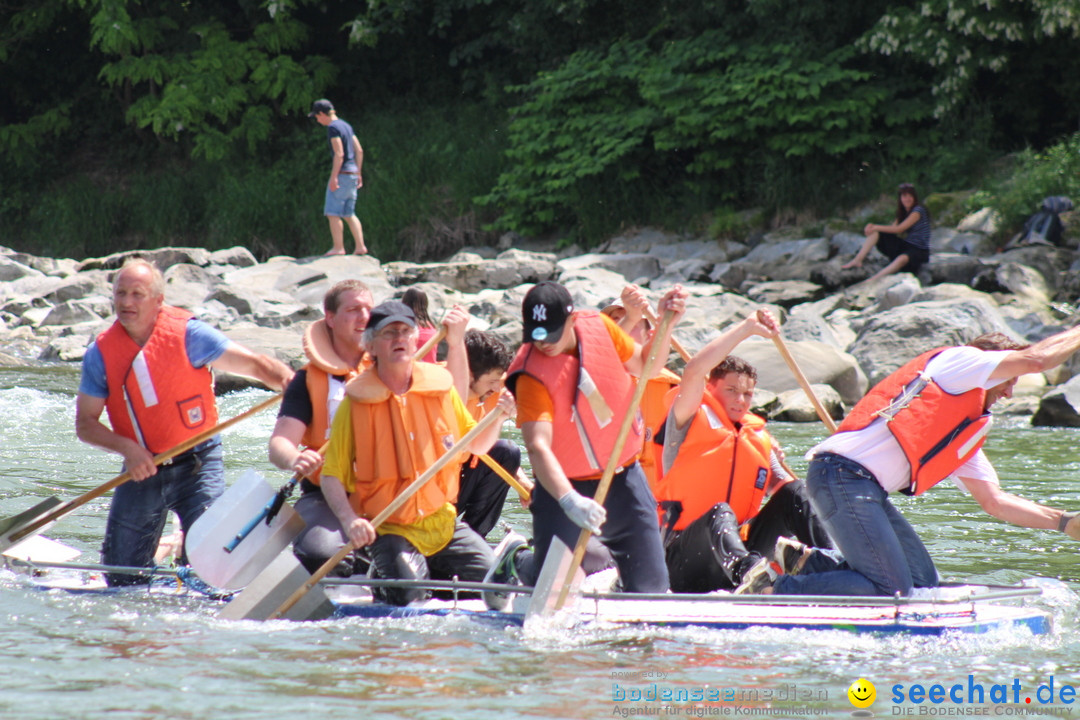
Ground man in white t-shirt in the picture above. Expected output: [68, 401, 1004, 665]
[756, 331, 1080, 597]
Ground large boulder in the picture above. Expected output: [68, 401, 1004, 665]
[556, 252, 662, 284]
[164, 263, 220, 310]
[847, 298, 1015, 385]
[0, 257, 43, 283]
[735, 238, 831, 281]
[78, 247, 213, 273]
[768, 383, 845, 424]
[972, 262, 1051, 304]
[920, 254, 987, 286]
[743, 280, 824, 308]
[1032, 375, 1080, 427]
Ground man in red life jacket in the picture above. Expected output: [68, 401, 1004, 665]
[268, 279, 374, 575]
[504, 281, 687, 593]
[655, 309, 832, 593]
[75, 258, 294, 585]
[760, 331, 1080, 597]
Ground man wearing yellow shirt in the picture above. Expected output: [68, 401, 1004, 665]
[320, 300, 513, 606]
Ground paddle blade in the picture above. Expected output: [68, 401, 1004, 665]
[217, 550, 335, 621]
[186, 469, 306, 590]
[525, 536, 584, 621]
[2, 534, 81, 563]
[0, 497, 63, 552]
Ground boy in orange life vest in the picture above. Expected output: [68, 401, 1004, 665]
[656, 309, 832, 593]
[767, 331, 1080, 598]
[268, 279, 374, 575]
[505, 281, 688, 593]
[601, 285, 682, 494]
[456, 330, 534, 537]
[319, 300, 515, 606]
[75, 258, 294, 586]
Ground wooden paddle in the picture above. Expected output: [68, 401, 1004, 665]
[643, 306, 690, 363]
[551, 309, 677, 612]
[223, 405, 508, 621]
[0, 393, 283, 553]
[477, 453, 532, 503]
[415, 325, 447, 362]
[771, 334, 838, 434]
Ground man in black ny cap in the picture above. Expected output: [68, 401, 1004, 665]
[502, 281, 688, 594]
[309, 98, 367, 256]
[317, 299, 514, 605]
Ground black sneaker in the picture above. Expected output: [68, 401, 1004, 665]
[483, 531, 527, 610]
[733, 556, 776, 595]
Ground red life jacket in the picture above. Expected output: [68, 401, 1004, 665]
[98, 305, 218, 453]
[837, 348, 991, 495]
[506, 312, 642, 479]
[655, 388, 772, 530]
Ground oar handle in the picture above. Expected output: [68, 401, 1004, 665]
[478, 453, 532, 503]
[268, 406, 507, 619]
[10, 392, 284, 543]
[555, 309, 676, 610]
[415, 326, 447, 361]
[771, 335, 838, 434]
[643, 307, 690, 363]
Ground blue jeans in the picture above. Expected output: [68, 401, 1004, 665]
[772, 453, 939, 597]
[101, 437, 225, 586]
[323, 173, 359, 216]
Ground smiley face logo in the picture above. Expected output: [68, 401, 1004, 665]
[848, 678, 876, 708]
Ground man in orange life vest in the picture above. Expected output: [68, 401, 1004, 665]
[75, 258, 294, 585]
[268, 279, 374, 574]
[319, 300, 514, 606]
[655, 309, 832, 593]
[505, 281, 687, 593]
[766, 331, 1080, 597]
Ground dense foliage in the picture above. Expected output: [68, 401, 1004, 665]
[2, 0, 1080, 257]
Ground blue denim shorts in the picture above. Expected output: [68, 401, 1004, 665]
[323, 174, 359, 217]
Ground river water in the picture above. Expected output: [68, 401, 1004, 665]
[1, 368, 1078, 720]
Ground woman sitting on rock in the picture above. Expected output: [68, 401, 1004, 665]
[842, 183, 931, 283]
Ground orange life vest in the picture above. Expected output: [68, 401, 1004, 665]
[346, 362, 465, 525]
[640, 368, 681, 493]
[506, 311, 643, 480]
[837, 348, 991, 495]
[98, 305, 218, 454]
[298, 318, 367, 484]
[655, 388, 772, 530]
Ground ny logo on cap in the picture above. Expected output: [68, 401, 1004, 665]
[533, 305, 547, 322]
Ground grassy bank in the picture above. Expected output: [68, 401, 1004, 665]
[0, 101, 508, 262]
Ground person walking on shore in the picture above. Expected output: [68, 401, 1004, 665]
[309, 99, 367, 256]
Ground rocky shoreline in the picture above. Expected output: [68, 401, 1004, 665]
[4, 202, 1080, 426]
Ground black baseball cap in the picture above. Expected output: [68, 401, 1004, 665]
[367, 300, 416, 333]
[522, 281, 573, 343]
[308, 99, 334, 117]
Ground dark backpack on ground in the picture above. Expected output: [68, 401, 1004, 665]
[1016, 196, 1071, 247]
